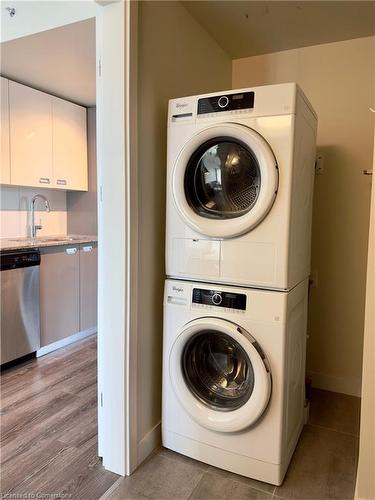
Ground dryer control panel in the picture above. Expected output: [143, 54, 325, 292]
[197, 91, 254, 115]
[192, 288, 247, 311]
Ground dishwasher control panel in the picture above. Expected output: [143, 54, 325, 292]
[1, 250, 40, 271]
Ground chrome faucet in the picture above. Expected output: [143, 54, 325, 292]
[31, 194, 51, 238]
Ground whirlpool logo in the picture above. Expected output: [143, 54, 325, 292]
[176, 102, 188, 108]
[172, 286, 184, 293]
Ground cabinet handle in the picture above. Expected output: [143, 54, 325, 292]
[66, 247, 77, 255]
[57, 179, 67, 185]
[82, 245, 93, 252]
[39, 177, 50, 184]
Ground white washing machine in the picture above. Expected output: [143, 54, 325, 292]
[162, 278, 308, 485]
[165, 83, 317, 290]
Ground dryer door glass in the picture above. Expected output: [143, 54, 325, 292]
[182, 330, 255, 411]
[184, 138, 261, 220]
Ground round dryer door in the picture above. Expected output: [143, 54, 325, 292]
[169, 317, 272, 432]
[172, 123, 278, 239]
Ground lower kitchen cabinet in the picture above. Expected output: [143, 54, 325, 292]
[40, 245, 80, 347]
[79, 242, 98, 331]
[40, 243, 98, 348]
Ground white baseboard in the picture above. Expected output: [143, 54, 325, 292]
[36, 327, 97, 357]
[137, 421, 161, 466]
[308, 370, 361, 397]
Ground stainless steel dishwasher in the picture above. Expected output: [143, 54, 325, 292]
[1, 250, 41, 365]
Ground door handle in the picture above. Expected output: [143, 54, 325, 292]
[363, 169, 373, 176]
[39, 177, 50, 184]
[82, 245, 93, 252]
[66, 247, 77, 255]
[57, 179, 67, 185]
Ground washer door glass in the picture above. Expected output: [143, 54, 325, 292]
[169, 317, 272, 432]
[182, 330, 255, 411]
[184, 138, 261, 220]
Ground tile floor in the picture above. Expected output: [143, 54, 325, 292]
[103, 388, 360, 500]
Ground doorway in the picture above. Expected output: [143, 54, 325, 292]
[0, 1, 136, 493]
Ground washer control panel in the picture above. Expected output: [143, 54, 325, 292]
[197, 91, 255, 115]
[192, 288, 247, 311]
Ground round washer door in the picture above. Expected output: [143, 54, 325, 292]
[172, 123, 278, 239]
[169, 317, 271, 433]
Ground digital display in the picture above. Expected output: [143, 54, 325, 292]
[192, 288, 247, 310]
[198, 91, 254, 115]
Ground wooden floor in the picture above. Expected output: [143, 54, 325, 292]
[0, 335, 119, 499]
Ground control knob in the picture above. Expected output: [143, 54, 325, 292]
[212, 293, 222, 305]
[218, 96, 229, 108]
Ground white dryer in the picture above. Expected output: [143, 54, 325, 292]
[162, 278, 308, 486]
[165, 83, 317, 290]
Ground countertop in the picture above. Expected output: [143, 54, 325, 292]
[0, 235, 97, 252]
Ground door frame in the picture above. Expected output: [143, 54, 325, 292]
[96, 0, 138, 475]
[355, 128, 375, 499]
[1, 0, 138, 476]
[96, 0, 138, 476]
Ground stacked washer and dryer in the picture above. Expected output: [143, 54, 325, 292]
[162, 83, 317, 485]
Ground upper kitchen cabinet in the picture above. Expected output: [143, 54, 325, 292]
[0, 77, 10, 185]
[52, 97, 88, 191]
[4, 79, 88, 191]
[9, 80, 53, 188]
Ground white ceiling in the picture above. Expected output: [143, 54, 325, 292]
[0, 18, 96, 107]
[1, 2, 373, 105]
[182, 1, 375, 59]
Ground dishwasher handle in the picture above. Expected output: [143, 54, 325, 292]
[0, 250, 40, 271]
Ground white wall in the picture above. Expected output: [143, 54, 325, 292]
[233, 36, 375, 396]
[137, 0, 232, 463]
[0, 185, 67, 238]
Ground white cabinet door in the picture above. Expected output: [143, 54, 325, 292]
[9, 81, 53, 188]
[1, 77, 10, 184]
[52, 97, 88, 191]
